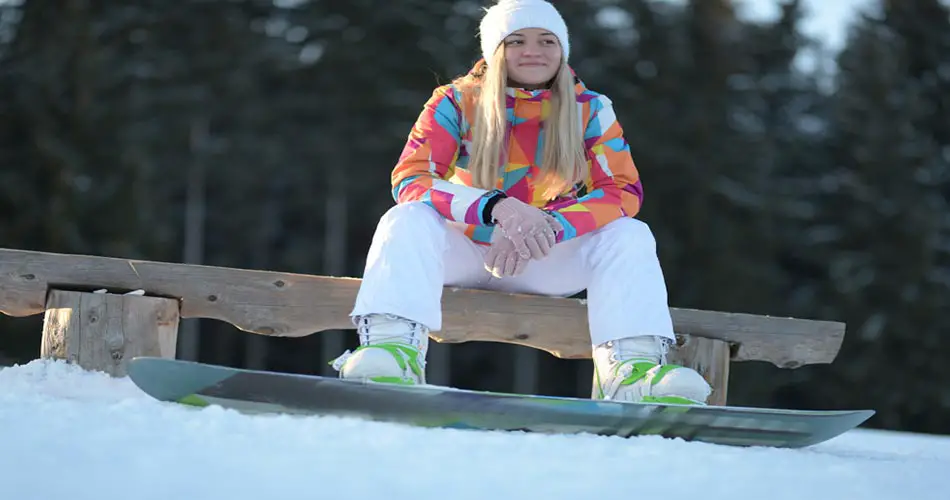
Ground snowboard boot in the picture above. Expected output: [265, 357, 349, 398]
[330, 313, 429, 385]
[591, 335, 711, 405]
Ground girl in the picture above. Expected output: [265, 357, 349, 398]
[330, 0, 712, 405]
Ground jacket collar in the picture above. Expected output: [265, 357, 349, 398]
[505, 86, 552, 100]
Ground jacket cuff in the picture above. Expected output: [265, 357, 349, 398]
[481, 189, 508, 226]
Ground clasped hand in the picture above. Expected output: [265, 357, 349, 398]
[484, 197, 563, 278]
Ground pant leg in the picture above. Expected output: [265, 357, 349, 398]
[580, 217, 675, 345]
[350, 202, 490, 331]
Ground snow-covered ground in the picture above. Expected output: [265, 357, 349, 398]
[1, 359, 948, 500]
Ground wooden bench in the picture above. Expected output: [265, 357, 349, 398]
[0, 247, 846, 405]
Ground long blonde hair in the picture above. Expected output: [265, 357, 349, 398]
[452, 45, 588, 200]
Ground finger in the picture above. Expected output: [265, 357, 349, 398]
[489, 257, 504, 278]
[504, 252, 519, 277]
[543, 219, 559, 246]
[485, 248, 503, 276]
[524, 236, 545, 260]
[522, 224, 550, 255]
[485, 258, 497, 277]
[534, 233, 552, 257]
[484, 246, 497, 268]
[512, 255, 527, 276]
[544, 225, 556, 247]
[511, 235, 531, 259]
[536, 232, 554, 257]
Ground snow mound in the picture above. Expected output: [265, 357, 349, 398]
[1, 359, 948, 500]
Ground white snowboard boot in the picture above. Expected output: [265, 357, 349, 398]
[592, 336, 712, 405]
[330, 313, 429, 385]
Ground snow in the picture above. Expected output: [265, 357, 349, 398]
[2, 359, 948, 500]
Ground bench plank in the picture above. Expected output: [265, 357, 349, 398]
[0, 248, 844, 367]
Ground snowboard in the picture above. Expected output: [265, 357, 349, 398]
[126, 356, 874, 449]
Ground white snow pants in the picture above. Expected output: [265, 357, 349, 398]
[350, 202, 675, 347]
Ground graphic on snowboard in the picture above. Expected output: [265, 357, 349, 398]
[127, 356, 874, 449]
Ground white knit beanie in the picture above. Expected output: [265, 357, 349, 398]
[478, 0, 570, 64]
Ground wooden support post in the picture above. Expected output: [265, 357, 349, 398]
[41, 289, 179, 377]
[667, 334, 731, 406]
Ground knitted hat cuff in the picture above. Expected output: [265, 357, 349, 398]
[478, 0, 570, 63]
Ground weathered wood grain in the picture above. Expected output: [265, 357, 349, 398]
[41, 289, 179, 376]
[1, 248, 845, 367]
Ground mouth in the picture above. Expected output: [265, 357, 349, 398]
[519, 62, 547, 67]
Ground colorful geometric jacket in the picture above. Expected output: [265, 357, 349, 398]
[391, 72, 643, 245]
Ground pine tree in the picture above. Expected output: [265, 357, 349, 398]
[816, 0, 950, 431]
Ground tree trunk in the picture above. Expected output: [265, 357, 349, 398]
[179, 116, 209, 361]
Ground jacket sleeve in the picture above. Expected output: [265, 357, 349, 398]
[544, 94, 643, 242]
[391, 85, 505, 226]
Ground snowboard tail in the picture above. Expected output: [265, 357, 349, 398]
[127, 357, 874, 449]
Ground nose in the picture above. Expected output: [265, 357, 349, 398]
[522, 42, 543, 56]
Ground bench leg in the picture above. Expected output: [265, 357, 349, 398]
[41, 289, 179, 377]
[666, 334, 730, 406]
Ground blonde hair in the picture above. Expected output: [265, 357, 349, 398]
[452, 45, 588, 200]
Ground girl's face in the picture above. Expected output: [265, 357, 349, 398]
[503, 28, 562, 88]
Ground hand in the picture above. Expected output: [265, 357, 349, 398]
[484, 228, 527, 278]
[490, 198, 563, 260]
